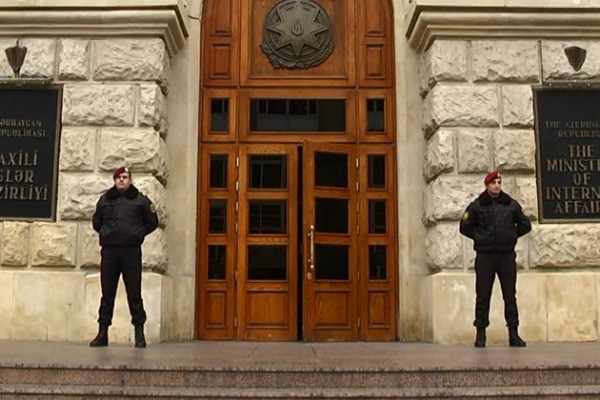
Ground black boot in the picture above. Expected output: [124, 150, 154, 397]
[474, 327, 486, 348]
[134, 325, 146, 348]
[89, 324, 109, 347]
[509, 327, 526, 347]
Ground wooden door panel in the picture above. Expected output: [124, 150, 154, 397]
[237, 144, 299, 341]
[239, 88, 357, 143]
[197, 144, 238, 340]
[303, 143, 358, 341]
[240, 0, 356, 87]
[357, 0, 393, 87]
[358, 145, 397, 340]
[203, 0, 240, 86]
[358, 89, 395, 143]
[201, 88, 238, 142]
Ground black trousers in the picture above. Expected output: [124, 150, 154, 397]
[473, 251, 519, 329]
[97, 246, 147, 327]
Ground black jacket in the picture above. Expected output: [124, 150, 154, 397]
[92, 185, 159, 247]
[459, 190, 531, 253]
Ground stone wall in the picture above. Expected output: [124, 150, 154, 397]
[0, 37, 170, 343]
[421, 39, 600, 343]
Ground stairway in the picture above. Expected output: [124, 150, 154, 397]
[2, 361, 600, 398]
[1, 341, 600, 399]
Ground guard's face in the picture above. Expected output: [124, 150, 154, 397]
[114, 173, 132, 191]
[486, 178, 502, 197]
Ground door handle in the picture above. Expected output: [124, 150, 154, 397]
[307, 224, 315, 277]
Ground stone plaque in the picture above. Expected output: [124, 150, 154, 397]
[0, 85, 62, 221]
[534, 87, 600, 222]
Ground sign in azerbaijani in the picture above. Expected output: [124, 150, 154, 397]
[0, 86, 62, 220]
[534, 87, 600, 222]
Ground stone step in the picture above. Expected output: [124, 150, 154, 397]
[2, 383, 600, 399]
[1, 365, 600, 389]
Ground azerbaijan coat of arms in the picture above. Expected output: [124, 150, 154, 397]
[261, 0, 334, 69]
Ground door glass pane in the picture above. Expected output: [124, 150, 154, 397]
[315, 198, 348, 233]
[250, 155, 287, 189]
[315, 244, 349, 280]
[210, 98, 229, 132]
[250, 99, 345, 132]
[369, 245, 387, 280]
[368, 155, 386, 188]
[209, 199, 226, 233]
[208, 245, 226, 280]
[248, 245, 287, 280]
[367, 99, 385, 132]
[249, 200, 287, 234]
[209, 154, 228, 188]
[315, 151, 347, 188]
[369, 200, 387, 234]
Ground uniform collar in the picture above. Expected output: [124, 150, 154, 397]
[106, 185, 139, 200]
[478, 190, 511, 205]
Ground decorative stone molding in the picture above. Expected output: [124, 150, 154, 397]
[406, 0, 600, 52]
[0, 0, 188, 57]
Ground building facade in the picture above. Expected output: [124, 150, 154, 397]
[0, 0, 598, 344]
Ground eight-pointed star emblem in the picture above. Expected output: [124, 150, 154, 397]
[262, 0, 334, 69]
[269, 0, 327, 56]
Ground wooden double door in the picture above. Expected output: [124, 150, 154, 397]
[197, 142, 396, 341]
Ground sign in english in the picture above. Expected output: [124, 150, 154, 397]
[534, 87, 600, 222]
[0, 85, 62, 220]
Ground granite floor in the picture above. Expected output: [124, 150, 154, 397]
[0, 340, 599, 371]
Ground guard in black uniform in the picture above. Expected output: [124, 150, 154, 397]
[90, 166, 159, 348]
[459, 170, 531, 348]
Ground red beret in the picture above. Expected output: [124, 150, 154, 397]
[113, 166, 130, 179]
[484, 169, 501, 185]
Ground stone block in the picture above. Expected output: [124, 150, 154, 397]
[423, 85, 499, 135]
[30, 222, 77, 267]
[58, 39, 90, 80]
[514, 176, 538, 221]
[20, 38, 56, 78]
[97, 128, 168, 182]
[63, 84, 135, 126]
[542, 41, 600, 81]
[171, 276, 194, 340]
[58, 174, 108, 220]
[493, 130, 536, 171]
[79, 223, 100, 268]
[502, 85, 534, 128]
[140, 84, 168, 135]
[430, 273, 475, 344]
[429, 272, 546, 344]
[516, 273, 547, 344]
[421, 40, 468, 92]
[456, 129, 492, 173]
[135, 176, 168, 227]
[425, 222, 463, 271]
[47, 272, 86, 341]
[1, 221, 29, 266]
[59, 127, 96, 171]
[530, 224, 600, 268]
[93, 39, 169, 89]
[0, 271, 14, 339]
[12, 271, 49, 340]
[424, 175, 482, 223]
[547, 273, 598, 341]
[142, 228, 168, 272]
[472, 40, 539, 82]
[423, 129, 455, 182]
[0, 38, 16, 77]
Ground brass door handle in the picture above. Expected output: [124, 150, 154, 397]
[307, 224, 315, 274]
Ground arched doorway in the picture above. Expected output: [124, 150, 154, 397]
[196, 0, 397, 341]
